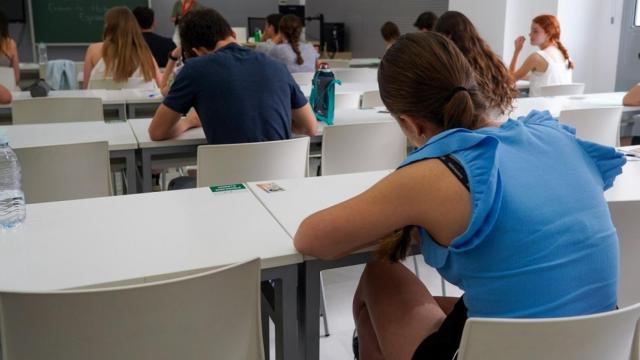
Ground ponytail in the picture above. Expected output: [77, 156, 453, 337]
[290, 40, 304, 65]
[442, 87, 479, 130]
[555, 40, 573, 69]
[278, 14, 304, 66]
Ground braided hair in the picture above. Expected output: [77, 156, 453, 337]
[279, 14, 304, 65]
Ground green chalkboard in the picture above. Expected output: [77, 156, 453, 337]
[32, 0, 149, 44]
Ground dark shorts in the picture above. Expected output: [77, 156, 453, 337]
[412, 297, 468, 360]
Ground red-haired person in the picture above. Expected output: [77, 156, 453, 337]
[509, 14, 573, 97]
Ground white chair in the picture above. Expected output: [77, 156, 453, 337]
[360, 90, 384, 108]
[15, 141, 111, 203]
[12, 97, 104, 124]
[320, 59, 351, 69]
[0, 258, 264, 360]
[538, 83, 586, 97]
[559, 107, 622, 146]
[292, 72, 315, 86]
[510, 97, 564, 119]
[232, 27, 248, 42]
[88, 78, 147, 90]
[0, 67, 16, 90]
[321, 121, 406, 176]
[456, 303, 640, 360]
[196, 137, 310, 187]
[332, 68, 377, 83]
[334, 92, 362, 110]
[610, 201, 640, 308]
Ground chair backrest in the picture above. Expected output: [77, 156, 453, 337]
[321, 121, 406, 176]
[0, 67, 16, 90]
[321, 59, 351, 69]
[12, 97, 104, 124]
[610, 201, 640, 308]
[197, 137, 310, 187]
[334, 92, 362, 110]
[360, 90, 383, 108]
[457, 303, 640, 360]
[232, 27, 248, 42]
[292, 72, 315, 86]
[538, 83, 586, 96]
[0, 258, 264, 360]
[332, 68, 377, 83]
[15, 141, 111, 203]
[559, 107, 622, 146]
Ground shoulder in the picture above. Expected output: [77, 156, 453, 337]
[85, 43, 102, 61]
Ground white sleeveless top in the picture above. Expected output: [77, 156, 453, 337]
[90, 58, 157, 90]
[528, 47, 572, 97]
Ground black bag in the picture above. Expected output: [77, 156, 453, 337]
[28, 79, 51, 98]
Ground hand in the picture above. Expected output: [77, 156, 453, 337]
[171, 47, 182, 60]
[514, 36, 526, 52]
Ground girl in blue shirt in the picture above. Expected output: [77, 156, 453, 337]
[294, 32, 625, 360]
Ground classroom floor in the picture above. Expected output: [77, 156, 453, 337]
[268, 259, 464, 360]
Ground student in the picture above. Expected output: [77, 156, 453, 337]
[149, 8, 316, 143]
[294, 32, 623, 360]
[509, 14, 573, 97]
[256, 13, 283, 53]
[84, 7, 162, 89]
[414, 11, 438, 32]
[0, 11, 19, 88]
[435, 11, 517, 116]
[0, 84, 11, 104]
[380, 21, 401, 50]
[268, 15, 319, 73]
[133, 6, 177, 68]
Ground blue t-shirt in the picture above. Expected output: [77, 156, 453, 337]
[163, 43, 308, 144]
[400, 110, 625, 319]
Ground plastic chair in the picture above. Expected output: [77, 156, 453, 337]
[559, 107, 622, 146]
[292, 72, 315, 86]
[196, 137, 310, 187]
[15, 141, 111, 203]
[538, 83, 586, 97]
[360, 90, 383, 108]
[457, 303, 640, 360]
[0, 66, 16, 90]
[332, 68, 377, 83]
[334, 93, 362, 110]
[0, 258, 264, 360]
[321, 121, 406, 176]
[12, 97, 104, 124]
[609, 201, 640, 308]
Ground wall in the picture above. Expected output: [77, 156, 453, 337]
[448, 0, 508, 59]
[306, 0, 449, 58]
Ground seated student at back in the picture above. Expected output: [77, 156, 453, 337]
[133, 6, 177, 68]
[256, 13, 283, 54]
[84, 7, 162, 89]
[414, 11, 438, 32]
[148, 8, 316, 143]
[268, 15, 319, 73]
[0, 11, 19, 88]
[380, 21, 401, 51]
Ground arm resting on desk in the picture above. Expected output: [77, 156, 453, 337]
[292, 103, 317, 137]
[623, 85, 640, 106]
[149, 105, 201, 141]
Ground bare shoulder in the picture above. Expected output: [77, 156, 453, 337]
[85, 42, 103, 63]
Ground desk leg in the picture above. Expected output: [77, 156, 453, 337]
[129, 104, 137, 120]
[141, 149, 153, 193]
[299, 261, 321, 360]
[109, 150, 138, 194]
[262, 265, 298, 360]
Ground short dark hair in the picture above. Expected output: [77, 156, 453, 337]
[413, 11, 438, 31]
[380, 21, 400, 42]
[266, 13, 283, 34]
[179, 8, 233, 54]
[133, 6, 154, 30]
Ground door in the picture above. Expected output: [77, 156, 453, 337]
[616, 0, 640, 91]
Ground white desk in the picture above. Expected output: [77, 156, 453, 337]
[511, 92, 640, 119]
[0, 121, 139, 193]
[0, 187, 300, 359]
[606, 151, 640, 203]
[349, 58, 380, 68]
[315, 108, 394, 135]
[121, 88, 164, 119]
[247, 170, 390, 360]
[299, 82, 379, 98]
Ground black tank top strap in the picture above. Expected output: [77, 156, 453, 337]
[438, 155, 470, 192]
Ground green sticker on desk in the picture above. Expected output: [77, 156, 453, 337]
[210, 183, 246, 193]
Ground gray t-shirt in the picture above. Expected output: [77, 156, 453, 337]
[268, 42, 319, 73]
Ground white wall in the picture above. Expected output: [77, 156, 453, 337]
[448, 0, 508, 57]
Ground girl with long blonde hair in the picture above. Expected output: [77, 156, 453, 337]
[84, 7, 162, 89]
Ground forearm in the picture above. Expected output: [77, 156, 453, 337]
[624, 85, 640, 106]
[509, 50, 521, 76]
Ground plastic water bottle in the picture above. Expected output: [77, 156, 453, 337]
[37, 43, 47, 65]
[0, 130, 26, 230]
[310, 63, 340, 125]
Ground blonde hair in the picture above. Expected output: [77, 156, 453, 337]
[102, 7, 156, 82]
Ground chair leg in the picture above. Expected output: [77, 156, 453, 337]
[441, 276, 447, 297]
[121, 171, 128, 194]
[161, 170, 167, 191]
[412, 255, 420, 278]
[319, 272, 330, 337]
[111, 172, 118, 195]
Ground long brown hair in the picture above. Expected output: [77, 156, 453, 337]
[377, 32, 489, 261]
[435, 11, 517, 115]
[533, 14, 573, 69]
[102, 7, 156, 83]
[279, 14, 304, 65]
